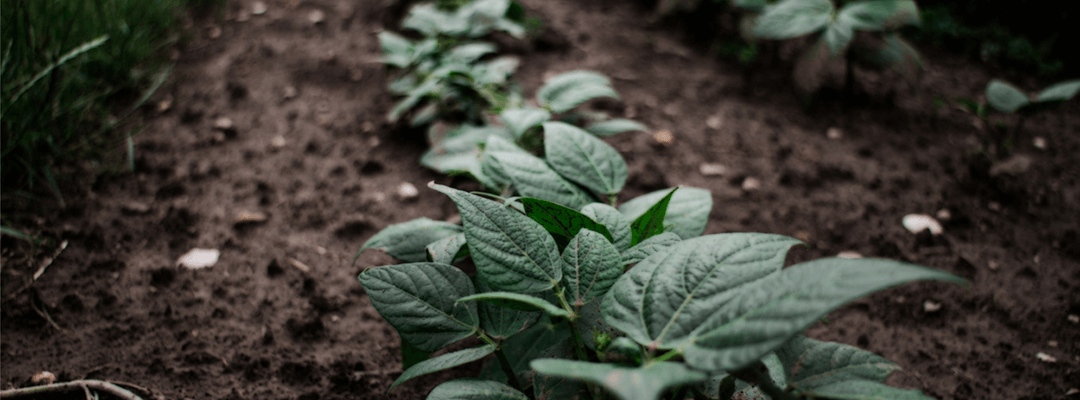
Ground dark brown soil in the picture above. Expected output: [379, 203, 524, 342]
[3, 0, 1079, 399]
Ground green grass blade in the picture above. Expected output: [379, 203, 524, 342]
[5, 35, 109, 113]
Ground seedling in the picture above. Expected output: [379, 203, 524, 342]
[354, 120, 964, 400]
[956, 79, 1079, 157]
[751, 0, 924, 98]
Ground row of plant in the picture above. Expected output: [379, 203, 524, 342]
[356, 1, 965, 399]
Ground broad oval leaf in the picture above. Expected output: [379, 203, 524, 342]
[379, 31, 414, 68]
[536, 71, 619, 113]
[430, 184, 562, 292]
[403, 3, 468, 36]
[986, 80, 1031, 113]
[836, 0, 920, 31]
[580, 203, 633, 252]
[479, 318, 573, 386]
[803, 380, 934, 400]
[685, 258, 965, 372]
[530, 359, 707, 400]
[359, 262, 478, 352]
[427, 232, 470, 264]
[776, 335, 898, 391]
[629, 188, 677, 247]
[586, 119, 649, 137]
[356, 218, 463, 263]
[522, 198, 614, 249]
[824, 22, 854, 58]
[544, 121, 628, 196]
[752, 0, 834, 39]
[697, 353, 787, 400]
[459, 291, 571, 319]
[561, 229, 622, 306]
[447, 42, 497, 64]
[621, 232, 681, 266]
[475, 279, 540, 341]
[501, 107, 552, 139]
[1035, 79, 1080, 103]
[428, 379, 531, 400]
[482, 150, 594, 210]
[602, 233, 803, 349]
[620, 187, 712, 240]
[389, 345, 496, 391]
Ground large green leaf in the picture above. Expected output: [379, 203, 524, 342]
[580, 203, 633, 252]
[629, 188, 677, 247]
[620, 232, 681, 266]
[530, 360, 708, 400]
[482, 150, 594, 210]
[474, 279, 540, 341]
[697, 354, 787, 400]
[804, 380, 934, 400]
[480, 318, 573, 386]
[824, 21, 854, 58]
[379, 31, 414, 68]
[986, 80, 1031, 113]
[522, 198, 614, 249]
[561, 229, 622, 306]
[427, 380, 531, 400]
[752, 0, 834, 39]
[426, 232, 470, 264]
[776, 335, 898, 391]
[359, 263, 479, 352]
[586, 119, 649, 137]
[536, 71, 619, 113]
[472, 56, 520, 86]
[1035, 79, 1080, 102]
[403, 3, 468, 36]
[684, 258, 965, 372]
[390, 345, 496, 391]
[400, 339, 432, 370]
[422, 125, 514, 190]
[501, 107, 552, 139]
[459, 291, 571, 319]
[544, 121, 628, 196]
[447, 42, 497, 64]
[356, 218, 463, 263]
[602, 234, 803, 349]
[621, 187, 712, 241]
[836, 0, 920, 31]
[431, 184, 563, 292]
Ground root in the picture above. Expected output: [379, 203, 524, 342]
[0, 380, 144, 400]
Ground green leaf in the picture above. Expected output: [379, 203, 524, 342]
[522, 198, 614, 249]
[578, 299, 621, 351]
[459, 292, 571, 319]
[530, 360, 708, 400]
[602, 234, 803, 349]
[803, 380, 934, 400]
[697, 354, 787, 399]
[851, 34, 923, 83]
[836, 0, 920, 31]
[378, 31, 414, 68]
[561, 229, 622, 306]
[475, 279, 541, 340]
[430, 184, 563, 292]
[628, 188, 677, 247]
[480, 318, 573, 386]
[793, 35, 831, 95]
[619, 187, 712, 240]
[620, 232, 681, 266]
[427, 380, 531, 400]
[447, 42, 498, 64]
[427, 232, 470, 264]
[776, 335, 898, 391]
[501, 107, 552, 139]
[403, 3, 468, 36]
[357, 218, 463, 263]
[1036, 79, 1080, 102]
[733, 0, 768, 12]
[586, 119, 649, 137]
[390, 345, 497, 391]
[543, 122, 629, 196]
[401, 339, 432, 371]
[472, 56, 520, 86]
[482, 150, 594, 210]
[824, 22, 854, 58]
[986, 80, 1031, 113]
[685, 258, 965, 372]
[423, 125, 514, 190]
[752, 0, 834, 39]
[536, 71, 619, 113]
[359, 263, 479, 352]
[580, 203, 633, 252]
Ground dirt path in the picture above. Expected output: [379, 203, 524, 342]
[3, 0, 1078, 399]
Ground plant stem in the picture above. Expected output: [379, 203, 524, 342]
[647, 347, 683, 365]
[494, 347, 531, 399]
[0, 380, 144, 400]
[608, 193, 618, 207]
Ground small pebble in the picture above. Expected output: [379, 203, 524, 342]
[158, 99, 173, 112]
[826, 127, 843, 140]
[1036, 352, 1057, 363]
[1066, 388, 1079, 396]
[283, 86, 297, 100]
[252, 1, 267, 15]
[236, 9, 251, 22]
[987, 260, 1000, 271]
[741, 177, 761, 192]
[308, 9, 326, 24]
[1048, 340, 1058, 347]
[122, 201, 152, 215]
[288, 258, 311, 273]
[1068, 314, 1080, 324]
[397, 182, 420, 200]
[31, 371, 56, 385]
[699, 163, 728, 176]
[235, 211, 268, 223]
[271, 135, 286, 148]
[1033, 137, 1047, 150]
[935, 209, 951, 222]
[987, 202, 1001, 212]
[654, 130, 674, 145]
[836, 251, 863, 259]
[902, 214, 943, 235]
[213, 117, 234, 131]
[706, 115, 723, 130]
[923, 300, 942, 313]
[177, 248, 220, 269]
[207, 25, 222, 39]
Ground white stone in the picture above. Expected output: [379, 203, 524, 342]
[836, 251, 863, 259]
[398, 182, 420, 200]
[902, 214, 943, 235]
[699, 163, 728, 176]
[252, 1, 267, 15]
[741, 177, 761, 192]
[1033, 137, 1047, 150]
[923, 300, 942, 312]
[827, 127, 843, 140]
[935, 208, 952, 221]
[308, 9, 326, 24]
[706, 115, 723, 130]
[177, 248, 220, 269]
[1036, 352, 1057, 363]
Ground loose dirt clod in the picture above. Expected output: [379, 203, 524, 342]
[826, 127, 843, 140]
[706, 115, 722, 130]
[923, 300, 942, 313]
[177, 248, 220, 269]
[31, 371, 56, 385]
[271, 135, 286, 148]
[653, 130, 673, 145]
[1068, 314, 1080, 324]
[308, 10, 326, 24]
[935, 209, 951, 221]
[1033, 137, 1047, 150]
[252, 1, 267, 15]
[741, 177, 761, 192]
[902, 214, 943, 235]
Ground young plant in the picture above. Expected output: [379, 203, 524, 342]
[751, 0, 923, 98]
[354, 121, 964, 400]
[956, 79, 1079, 157]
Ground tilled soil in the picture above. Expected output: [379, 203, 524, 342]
[2, 0, 1078, 399]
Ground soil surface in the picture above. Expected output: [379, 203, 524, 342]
[3, 0, 1079, 399]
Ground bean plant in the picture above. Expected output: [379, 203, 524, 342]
[956, 79, 1080, 157]
[355, 120, 964, 400]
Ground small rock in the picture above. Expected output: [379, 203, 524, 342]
[283, 86, 298, 100]
[213, 117, 238, 138]
[235, 210, 268, 224]
[308, 9, 326, 24]
[122, 201, 152, 215]
[663, 104, 680, 117]
[987, 260, 1000, 271]
[741, 177, 761, 192]
[826, 127, 843, 140]
[1033, 137, 1047, 150]
[207, 25, 222, 39]
[31, 371, 56, 385]
[654, 130, 674, 145]
[699, 163, 728, 176]
[1066, 388, 1079, 396]
[177, 248, 220, 269]
[935, 209, 951, 221]
[1068, 314, 1080, 324]
[252, 1, 267, 15]
[397, 182, 420, 200]
[236, 9, 251, 22]
[923, 300, 942, 313]
[706, 115, 723, 130]
[271, 135, 286, 148]
[989, 154, 1032, 177]
[288, 258, 311, 273]
[1036, 352, 1057, 363]
[902, 214, 943, 235]
[987, 202, 1001, 212]
[158, 99, 173, 112]
[1048, 340, 1058, 347]
[836, 251, 863, 259]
